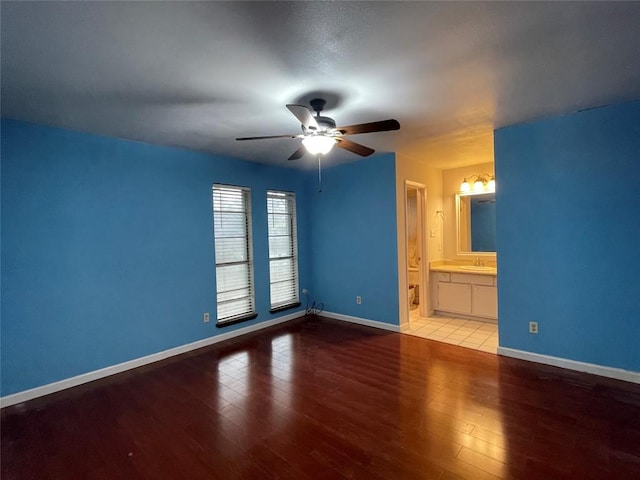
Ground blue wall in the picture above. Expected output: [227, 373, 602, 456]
[307, 154, 399, 325]
[1, 120, 400, 397]
[495, 101, 640, 372]
[0, 119, 314, 396]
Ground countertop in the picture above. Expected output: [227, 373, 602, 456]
[430, 264, 497, 276]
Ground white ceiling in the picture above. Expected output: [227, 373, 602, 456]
[2, 1, 639, 169]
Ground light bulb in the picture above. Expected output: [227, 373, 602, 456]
[473, 180, 484, 192]
[302, 136, 336, 155]
[460, 179, 470, 192]
[488, 177, 496, 191]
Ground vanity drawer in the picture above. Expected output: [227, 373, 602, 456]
[450, 272, 494, 286]
[433, 272, 450, 282]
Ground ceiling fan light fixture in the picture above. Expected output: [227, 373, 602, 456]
[237, 100, 399, 160]
[302, 135, 336, 155]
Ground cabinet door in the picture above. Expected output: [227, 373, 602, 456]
[437, 282, 472, 314]
[472, 285, 497, 319]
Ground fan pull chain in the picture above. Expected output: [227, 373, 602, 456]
[317, 154, 322, 193]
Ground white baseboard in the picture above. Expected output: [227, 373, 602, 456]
[321, 311, 401, 333]
[1, 311, 305, 408]
[497, 347, 640, 384]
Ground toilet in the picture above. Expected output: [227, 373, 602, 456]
[409, 284, 416, 308]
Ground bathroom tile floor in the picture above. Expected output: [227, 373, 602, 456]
[403, 310, 498, 354]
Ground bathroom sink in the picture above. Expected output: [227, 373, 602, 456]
[459, 265, 495, 272]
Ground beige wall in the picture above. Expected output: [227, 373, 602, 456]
[441, 162, 495, 260]
[395, 154, 443, 326]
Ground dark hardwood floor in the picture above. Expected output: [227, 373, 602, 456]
[2, 315, 640, 479]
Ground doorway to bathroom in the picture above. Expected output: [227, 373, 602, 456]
[405, 182, 427, 320]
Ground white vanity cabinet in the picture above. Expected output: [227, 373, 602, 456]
[432, 271, 497, 320]
[436, 282, 472, 314]
[471, 285, 497, 318]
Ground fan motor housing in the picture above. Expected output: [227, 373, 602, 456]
[315, 116, 336, 130]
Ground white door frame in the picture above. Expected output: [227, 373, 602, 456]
[404, 181, 428, 319]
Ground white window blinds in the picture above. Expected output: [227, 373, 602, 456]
[213, 185, 255, 323]
[267, 191, 299, 310]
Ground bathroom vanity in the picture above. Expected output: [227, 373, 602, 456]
[429, 186, 498, 321]
[430, 265, 497, 321]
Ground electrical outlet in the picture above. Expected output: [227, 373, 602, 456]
[203, 312, 210, 323]
[302, 289, 309, 295]
[529, 321, 538, 334]
[356, 296, 362, 305]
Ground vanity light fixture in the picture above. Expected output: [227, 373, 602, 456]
[460, 174, 495, 193]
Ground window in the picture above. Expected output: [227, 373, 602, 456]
[212, 185, 256, 325]
[267, 191, 299, 311]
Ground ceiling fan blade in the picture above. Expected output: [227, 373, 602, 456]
[336, 119, 400, 135]
[286, 104, 319, 130]
[236, 134, 299, 141]
[288, 144, 306, 161]
[336, 138, 375, 157]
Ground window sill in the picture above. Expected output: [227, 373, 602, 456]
[269, 302, 301, 314]
[216, 312, 258, 328]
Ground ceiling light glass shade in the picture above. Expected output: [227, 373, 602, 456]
[487, 177, 496, 191]
[473, 180, 485, 191]
[460, 179, 471, 192]
[302, 135, 336, 155]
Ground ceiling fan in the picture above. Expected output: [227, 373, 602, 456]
[236, 98, 400, 160]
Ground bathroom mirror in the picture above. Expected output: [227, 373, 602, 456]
[456, 192, 496, 255]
